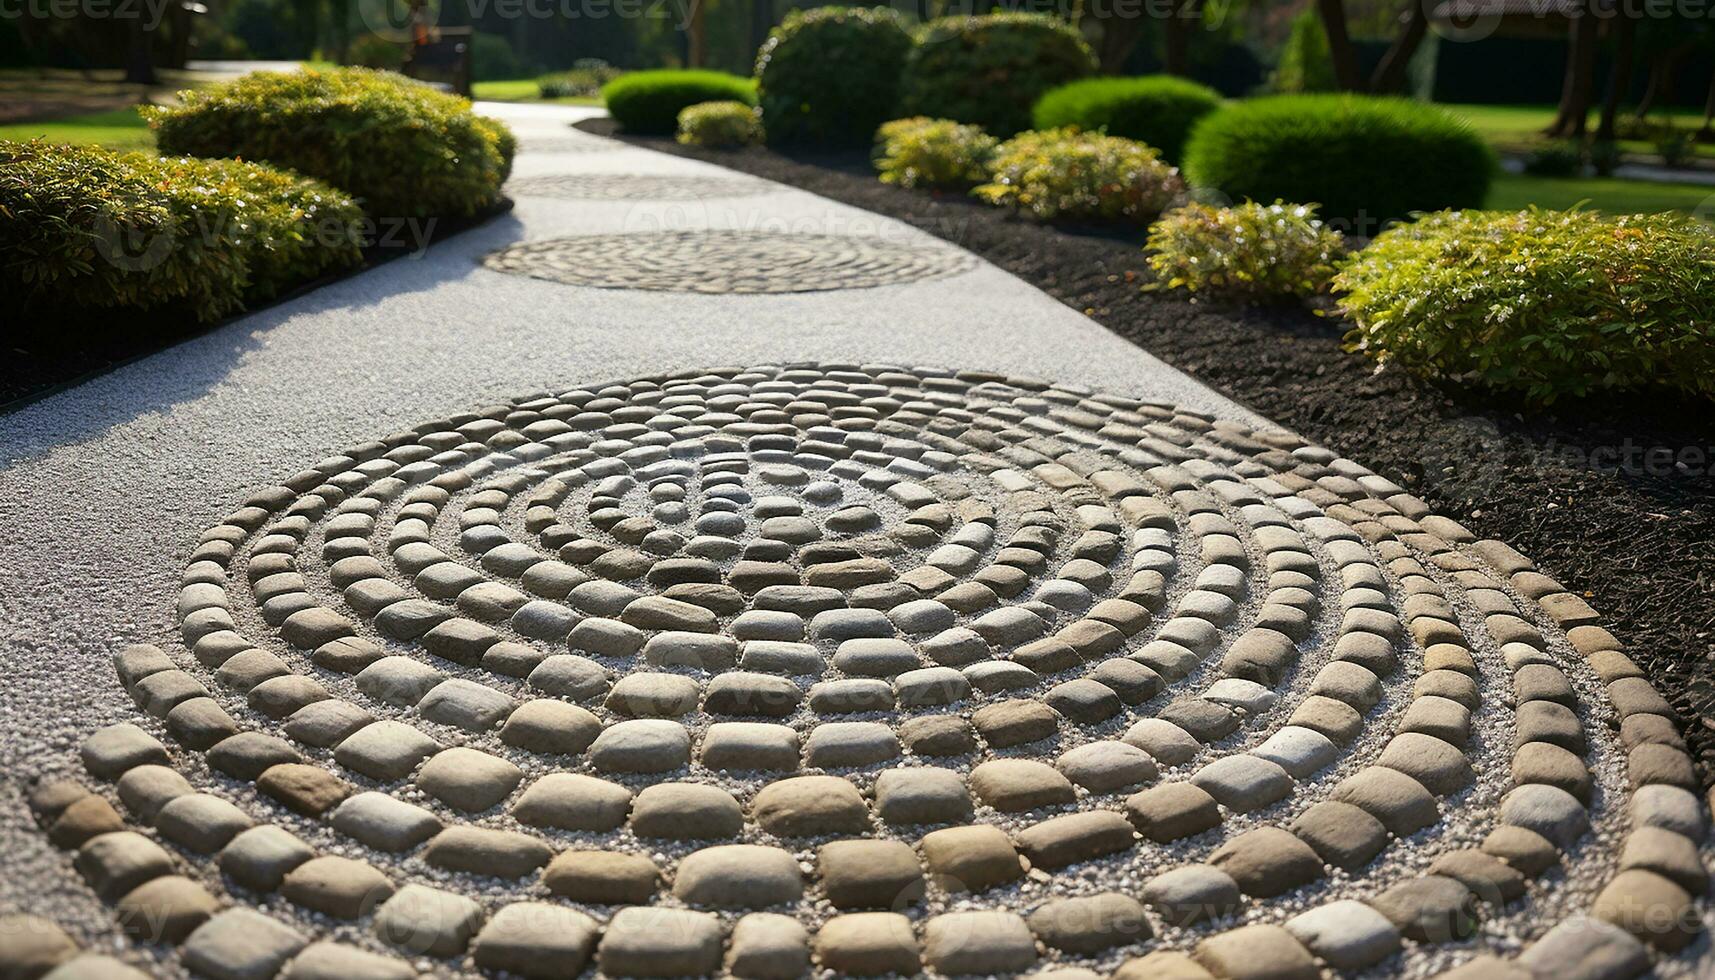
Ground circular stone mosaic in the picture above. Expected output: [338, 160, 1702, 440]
[482, 230, 978, 294]
[507, 173, 777, 201]
[19, 364, 1710, 980]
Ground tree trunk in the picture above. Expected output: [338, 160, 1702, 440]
[1315, 0, 1366, 92]
[1596, 9, 1635, 141]
[1631, 41, 1691, 123]
[125, 16, 156, 85]
[1369, 0, 1429, 93]
[1163, 0, 1202, 77]
[1546, 2, 1598, 137]
[1094, 10, 1145, 73]
[686, 0, 706, 68]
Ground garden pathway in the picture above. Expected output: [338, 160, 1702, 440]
[0, 103, 1707, 979]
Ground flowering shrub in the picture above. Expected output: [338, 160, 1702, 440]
[146, 67, 513, 219]
[1032, 75, 1222, 163]
[1334, 208, 1715, 401]
[676, 101, 765, 148]
[1, 139, 363, 322]
[1146, 200, 1345, 301]
[872, 117, 997, 189]
[972, 128, 1184, 224]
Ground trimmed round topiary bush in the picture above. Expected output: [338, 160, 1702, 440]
[1032, 75, 1222, 163]
[1, 139, 364, 322]
[677, 101, 765, 148]
[1334, 208, 1715, 401]
[872, 117, 998, 189]
[603, 69, 757, 136]
[973, 128, 1184, 224]
[900, 13, 1097, 136]
[755, 6, 915, 147]
[1181, 94, 1494, 231]
[145, 67, 514, 220]
[1145, 200, 1345, 301]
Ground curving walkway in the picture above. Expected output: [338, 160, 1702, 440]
[0, 103, 1710, 979]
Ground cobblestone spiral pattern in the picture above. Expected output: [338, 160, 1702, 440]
[22, 364, 1709, 980]
[506, 173, 778, 201]
[482, 231, 979, 294]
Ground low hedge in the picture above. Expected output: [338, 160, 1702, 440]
[1146, 200, 1345, 301]
[603, 70, 757, 136]
[1182, 94, 1493, 230]
[901, 13, 1097, 136]
[1033, 75, 1223, 163]
[1334, 208, 1715, 401]
[755, 6, 915, 147]
[678, 101, 764, 148]
[146, 67, 514, 220]
[1, 139, 364, 322]
[872, 117, 997, 189]
[973, 128, 1184, 224]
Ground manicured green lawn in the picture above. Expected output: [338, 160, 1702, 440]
[1487, 172, 1713, 214]
[1444, 102, 1713, 160]
[472, 78, 600, 104]
[0, 107, 154, 150]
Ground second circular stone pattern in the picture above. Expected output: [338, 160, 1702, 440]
[75, 364, 1702, 978]
[506, 173, 778, 201]
[481, 230, 979, 293]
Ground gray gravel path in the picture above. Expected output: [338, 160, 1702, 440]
[0, 102, 1269, 947]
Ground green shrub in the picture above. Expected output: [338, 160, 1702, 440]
[0, 139, 364, 322]
[1032, 75, 1222, 163]
[1520, 139, 1583, 177]
[1183, 94, 1492, 230]
[538, 59, 621, 99]
[1272, 9, 1336, 93]
[1146, 200, 1345, 301]
[471, 32, 524, 80]
[146, 67, 514, 219]
[901, 13, 1097, 136]
[346, 33, 403, 70]
[755, 6, 915, 147]
[1334, 208, 1715, 401]
[974, 128, 1184, 224]
[872, 117, 998, 189]
[677, 101, 764, 148]
[603, 69, 757, 135]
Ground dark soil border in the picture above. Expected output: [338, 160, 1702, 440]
[585, 117, 1715, 785]
[1, 197, 516, 414]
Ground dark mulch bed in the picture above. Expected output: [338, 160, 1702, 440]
[586, 118, 1715, 784]
[1, 198, 515, 414]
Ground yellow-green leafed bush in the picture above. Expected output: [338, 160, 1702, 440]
[0, 139, 364, 322]
[873, 117, 997, 189]
[1335, 208, 1715, 401]
[677, 101, 764, 148]
[145, 67, 515, 219]
[1146, 201, 1345, 301]
[974, 128, 1183, 224]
